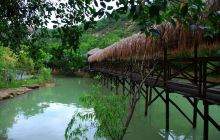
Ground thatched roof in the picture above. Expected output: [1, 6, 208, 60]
[87, 48, 102, 57]
[88, 22, 207, 62]
[88, 1, 220, 63]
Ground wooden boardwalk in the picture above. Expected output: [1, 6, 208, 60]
[89, 56, 220, 140]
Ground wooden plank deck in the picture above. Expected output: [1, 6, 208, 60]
[91, 68, 220, 105]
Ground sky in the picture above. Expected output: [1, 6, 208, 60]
[47, 0, 118, 28]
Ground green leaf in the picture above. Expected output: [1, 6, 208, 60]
[51, 20, 58, 24]
[94, 0, 98, 7]
[149, 5, 160, 17]
[107, 6, 113, 10]
[53, 25, 57, 28]
[100, 2, 106, 8]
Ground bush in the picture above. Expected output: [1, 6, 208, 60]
[0, 46, 17, 84]
[0, 46, 17, 69]
[39, 67, 52, 81]
[17, 49, 34, 70]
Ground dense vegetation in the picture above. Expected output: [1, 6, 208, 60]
[42, 15, 139, 71]
[0, 15, 138, 87]
[0, 1, 219, 139]
[0, 45, 51, 88]
[1, 0, 219, 80]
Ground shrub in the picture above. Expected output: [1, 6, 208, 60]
[17, 49, 34, 70]
[0, 46, 17, 83]
[39, 67, 52, 81]
[0, 46, 17, 69]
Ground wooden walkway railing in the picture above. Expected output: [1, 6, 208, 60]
[88, 56, 220, 140]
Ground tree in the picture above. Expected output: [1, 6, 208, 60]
[0, 0, 54, 49]
[1, 0, 219, 52]
[65, 59, 157, 140]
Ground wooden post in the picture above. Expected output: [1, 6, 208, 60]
[192, 41, 199, 128]
[164, 43, 169, 131]
[106, 75, 108, 88]
[203, 60, 208, 140]
[103, 74, 106, 86]
[116, 77, 119, 94]
[204, 101, 209, 140]
[129, 80, 132, 95]
[194, 42, 198, 85]
[145, 85, 149, 116]
[122, 78, 125, 95]
[149, 87, 152, 102]
[166, 91, 169, 131]
[130, 80, 135, 95]
[110, 76, 113, 91]
[193, 42, 198, 128]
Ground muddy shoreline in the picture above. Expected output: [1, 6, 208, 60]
[0, 82, 55, 101]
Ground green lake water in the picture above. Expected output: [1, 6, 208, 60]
[0, 77, 219, 140]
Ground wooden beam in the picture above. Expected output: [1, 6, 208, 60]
[169, 98, 193, 125]
[193, 98, 198, 128]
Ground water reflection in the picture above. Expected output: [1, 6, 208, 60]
[159, 129, 201, 140]
[0, 77, 96, 140]
[7, 103, 97, 140]
[0, 77, 219, 140]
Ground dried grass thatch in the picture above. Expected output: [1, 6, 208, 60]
[88, 0, 220, 63]
[88, 21, 219, 63]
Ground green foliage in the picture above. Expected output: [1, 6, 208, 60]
[39, 67, 52, 81]
[61, 49, 86, 70]
[0, 0, 54, 48]
[65, 83, 128, 140]
[210, 44, 220, 56]
[45, 16, 138, 70]
[0, 75, 48, 89]
[0, 46, 17, 69]
[0, 46, 17, 84]
[1, 0, 219, 52]
[0, 67, 52, 89]
[17, 47, 34, 70]
[79, 16, 139, 54]
[1, 0, 219, 73]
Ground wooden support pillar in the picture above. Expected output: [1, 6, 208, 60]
[145, 85, 149, 116]
[110, 76, 113, 91]
[194, 42, 198, 85]
[129, 80, 132, 95]
[116, 77, 119, 94]
[103, 74, 106, 86]
[149, 87, 152, 102]
[193, 42, 198, 129]
[164, 41, 169, 131]
[199, 60, 202, 96]
[203, 60, 208, 140]
[106, 75, 108, 88]
[204, 101, 209, 140]
[122, 78, 125, 95]
[193, 98, 198, 128]
[129, 80, 135, 95]
[166, 91, 169, 131]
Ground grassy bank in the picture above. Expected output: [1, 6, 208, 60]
[0, 68, 52, 89]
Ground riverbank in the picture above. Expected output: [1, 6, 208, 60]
[0, 82, 55, 101]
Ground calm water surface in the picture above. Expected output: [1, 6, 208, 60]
[0, 77, 219, 140]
